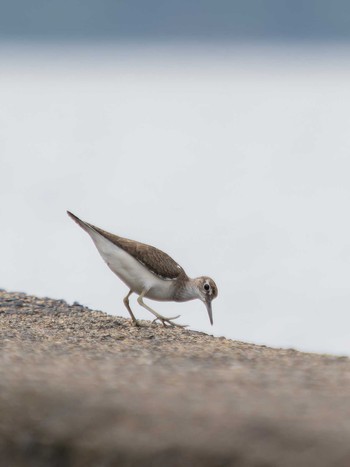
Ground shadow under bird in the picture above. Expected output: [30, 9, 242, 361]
[67, 211, 218, 327]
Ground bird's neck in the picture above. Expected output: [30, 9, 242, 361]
[173, 277, 200, 302]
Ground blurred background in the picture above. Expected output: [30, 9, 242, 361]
[1, 0, 350, 354]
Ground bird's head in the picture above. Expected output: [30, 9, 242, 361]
[194, 276, 218, 325]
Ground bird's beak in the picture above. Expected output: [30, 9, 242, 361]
[205, 299, 213, 325]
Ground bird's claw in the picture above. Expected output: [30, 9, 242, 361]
[131, 319, 147, 327]
[152, 315, 188, 328]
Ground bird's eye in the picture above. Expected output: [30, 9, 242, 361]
[204, 283, 210, 291]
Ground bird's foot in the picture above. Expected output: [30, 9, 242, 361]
[130, 319, 149, 328]
[152, 315, 188, 328]
[136, 294, 188, 328]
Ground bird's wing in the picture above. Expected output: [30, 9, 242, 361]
[67, 211, 186, 280]
[91, 227, 185, 280]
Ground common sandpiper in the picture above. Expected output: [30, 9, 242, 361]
[67, 211, 218, 327]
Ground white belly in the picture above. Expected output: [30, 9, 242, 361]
[88, 230, 175, 301]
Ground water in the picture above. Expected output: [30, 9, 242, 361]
[2, 42, 350, 355]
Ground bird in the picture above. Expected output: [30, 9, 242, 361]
[67, 211, 218, 327]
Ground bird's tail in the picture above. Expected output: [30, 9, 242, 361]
[67, 211, 93, 234]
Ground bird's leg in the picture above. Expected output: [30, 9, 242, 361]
[137, 291, 187, 328]
[123, 290, 140, 326]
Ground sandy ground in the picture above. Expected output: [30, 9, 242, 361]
[1, 289, 350, 467]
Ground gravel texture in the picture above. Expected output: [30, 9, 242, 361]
[1, 289, 350, 467]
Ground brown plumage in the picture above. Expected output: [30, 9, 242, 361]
[67, 211, 186, 280]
